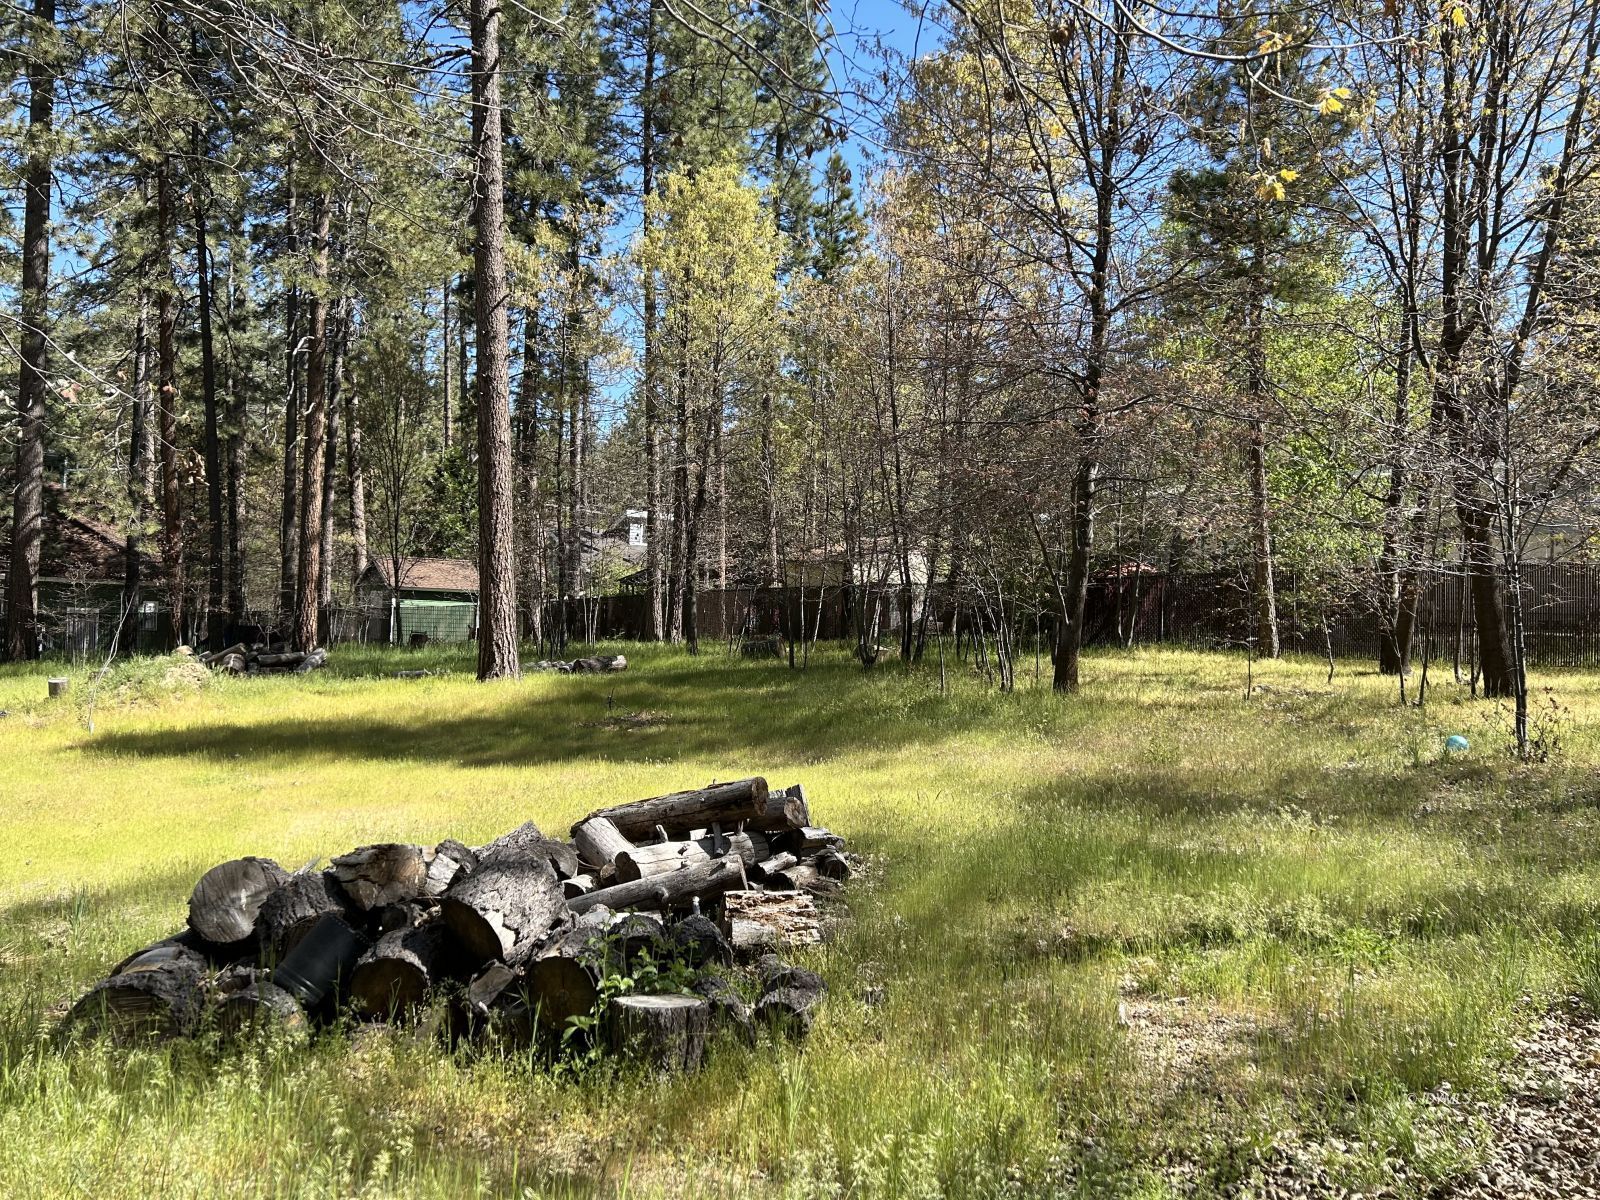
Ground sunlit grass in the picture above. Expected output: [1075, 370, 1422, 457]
[3, 643, 1600, 1197]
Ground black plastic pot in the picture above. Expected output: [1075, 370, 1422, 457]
[272, 914, 370, 1009]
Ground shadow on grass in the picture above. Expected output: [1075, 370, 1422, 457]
[79, 653, 1021, 769]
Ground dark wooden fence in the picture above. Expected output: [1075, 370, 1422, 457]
[1082, 563, 1600, 668]
[541, 564, 1600, 669]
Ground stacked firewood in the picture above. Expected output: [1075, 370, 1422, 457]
[527, 654, 628, 674]
[196, 642, 328, 675]
[63, 777, 849, 1070]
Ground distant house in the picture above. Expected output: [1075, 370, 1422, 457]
[356, 556, 479, 644]
[0, 494, 166, 657]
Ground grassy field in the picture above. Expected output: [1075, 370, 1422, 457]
[3, 642, 1600, 1198]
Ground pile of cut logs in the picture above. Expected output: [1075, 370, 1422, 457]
[527, 654, 628, 674]
[63, 777, 849, 1071]
[196, 641, 329, 676]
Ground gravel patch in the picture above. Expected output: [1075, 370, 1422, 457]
[1247, 997, 1600, 1198]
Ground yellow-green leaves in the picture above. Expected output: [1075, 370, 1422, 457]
[1317, 87, 1353, 116]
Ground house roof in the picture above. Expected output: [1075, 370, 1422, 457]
[0, 494, 157, 583]
[363, 556, 479, 593]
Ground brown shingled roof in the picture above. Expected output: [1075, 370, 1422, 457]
[0, 492, 159, 582]
[365, 556, 479, 593]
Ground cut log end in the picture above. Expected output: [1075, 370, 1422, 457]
[188, 856, 290, 945]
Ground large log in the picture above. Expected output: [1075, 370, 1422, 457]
[762, 783, 810, 831]
[571, 655, 627, 673]
[256, 870, 351, 961]
[188, 856, 290, 945]
[439, 821, 570, 968]
[574, 778, 801, 842]
[66, 949, 208, 1042]
[349, 921, 462, 1019]
[567, 857, 745, 916]
[523, 918, 610, 1034]
[255, 651, 306, 668]
[813, 848, 851, 881]
[293, 647, 328, 673]
[200, 641, 250, 665]
[776, 826, 844, 855]
[765, 862, 840, 896]
[605, 994, 709, 1071]
[530, 838, 580, 881]
[571, 817, 635, 872]
[108, 930, 210, 975]
[614, 831, 770, 884]
[722, 890, 821, 955]
[753, 851, 798, 880]
[329, 844, 429, 910]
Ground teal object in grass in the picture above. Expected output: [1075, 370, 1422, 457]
[1445, 734, 1470, 753]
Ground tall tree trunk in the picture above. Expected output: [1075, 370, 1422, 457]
[345, 353, 368, 590]
[442, 278, 453, 451]
[641, 0, 663, 640]
[194, 120, 225, 650]
[157, 155, 186, 646]
[225, 233, 247, 626]
[471, 0, 521, 680]
[292, 192, 332, 652]
[121, 286, 153, 655]
[1247, 418, 1280, 658]
[279, 160, 301, 625]
[4, 0, 54, 662]
[668, 323, 690, 642]
[1246, 236, 1279, 659]
[319, 296, 348, 638]
[1432, 35, 1514, 697]
[516, 305, 542, 644]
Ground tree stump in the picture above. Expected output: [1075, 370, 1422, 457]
[605, 994, 709, 1071]
[188, 856, 290, 945]
[439, 821, 570, 968]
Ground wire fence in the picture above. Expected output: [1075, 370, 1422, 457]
[1084, 563, 1600, 668]
[14, 563, 1600, 667]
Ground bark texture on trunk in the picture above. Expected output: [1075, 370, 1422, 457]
[293, 194, 332, 652]
[4, 0, 53, 661]
[194, 125, 225, 649]
[157, 155, 186, 645]
[471, 0, 521, 679]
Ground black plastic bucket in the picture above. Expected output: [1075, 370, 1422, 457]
[272, 914, 370, 1009]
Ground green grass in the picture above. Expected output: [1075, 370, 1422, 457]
[3, 642, 1600, 1198]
